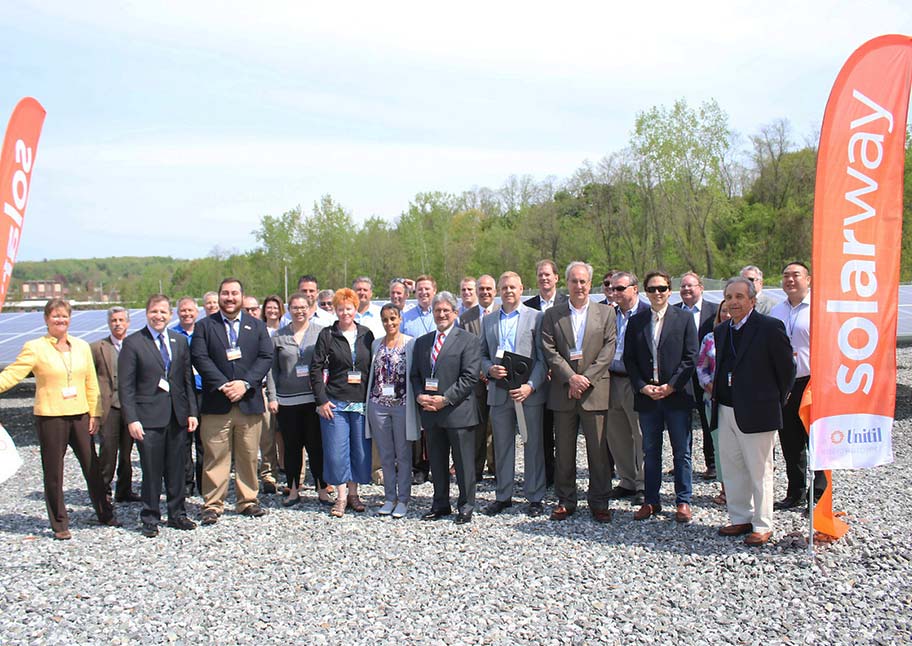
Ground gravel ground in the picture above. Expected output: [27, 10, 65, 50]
[1, 350, 911, 645]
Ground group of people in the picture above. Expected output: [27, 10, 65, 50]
[0, 260, 819, 546]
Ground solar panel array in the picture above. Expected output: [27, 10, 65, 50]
[0, 286, 908, 365]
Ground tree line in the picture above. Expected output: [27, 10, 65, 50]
[12, 99, 912, 306]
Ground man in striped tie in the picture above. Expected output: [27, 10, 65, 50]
[411, 292, 481, 524]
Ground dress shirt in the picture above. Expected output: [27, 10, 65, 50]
[770, 294, 811, 378]
[569, 300, 590, 351]
[650, 305, 669, 382]
[170, 323, 202, 390]
[355, 303, 385, 339]
[610, 305, 638, 373]
[147, 325, 172, 364]
[497, 309, 520, 352]
[539, 293, 556, 312]
[401, 305, 435, 338]
[680, 299, 703, 333]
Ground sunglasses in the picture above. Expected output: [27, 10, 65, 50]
[319, 302, 333, 308]
[608, 285, 633, 292]
[244, 306, 260, 312]
[645, 285, 670, 293]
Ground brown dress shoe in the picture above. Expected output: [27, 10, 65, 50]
[718, 523, 752, 536]
[549, 505, 575, 521]
[633, 503, 661, 520]
[745, 531, 773, 546]
[674, 503, 692, 523]
[591, 508, 612, 523]
[53, 530, 71, 540]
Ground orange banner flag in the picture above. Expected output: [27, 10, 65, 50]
[0, 97, 46, 313]
[801, 34, 912, 540]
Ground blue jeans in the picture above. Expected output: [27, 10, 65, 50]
[319, 401, 371, 485]
[639, 402, 692, 505]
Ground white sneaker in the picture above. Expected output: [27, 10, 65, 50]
[378, 501, 395, 516]
[391, 501, 407, 519]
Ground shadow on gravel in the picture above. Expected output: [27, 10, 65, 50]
[895, 382, 912, 421]
[0, 512, 46, 536]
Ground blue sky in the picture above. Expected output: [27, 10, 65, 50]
[3, 1, 911, 261]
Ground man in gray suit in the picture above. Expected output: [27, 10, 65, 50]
[480, 271, 547, 517]
[541, 261, 617, 523]
[411, 291, 481, 524]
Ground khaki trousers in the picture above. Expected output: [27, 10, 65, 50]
[201, 405, 262, 513]
[604, 376, 644, 491]
[718, 405, 776, 533]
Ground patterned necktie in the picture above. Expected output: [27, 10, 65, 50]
[158, 333, 171, 373]
[431, 331, 445, 365]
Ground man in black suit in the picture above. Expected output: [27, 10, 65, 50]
[675, 271, 719, 479]
[119, 295, 199, 537]
[713, 277, 795, 546]
[459, 273, 497, 480]
[624, 270, 698, 524]
[523, 259, 568, 488]
[604, 271, 650, 505]
[191, 278, 274, 525]
[411, 291, 481, 524]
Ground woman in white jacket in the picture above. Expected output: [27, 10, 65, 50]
[364, 303, 421, 518]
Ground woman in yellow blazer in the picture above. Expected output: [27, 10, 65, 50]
[0, 299, 119, 540]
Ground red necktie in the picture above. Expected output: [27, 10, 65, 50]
[431, 331, 445, 364]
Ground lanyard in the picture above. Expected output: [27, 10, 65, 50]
[787, 303, 802, 339]
[59, 350, 73, 387]
[224, 317, 239, 348]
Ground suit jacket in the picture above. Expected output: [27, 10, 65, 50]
[90, 335, 119, 426]
[479, 304, 547, 407]
[524, 292, 568, 311]
[459, 303, 500, 337]
[623, 305, 698, 411]
[674, 299, 719, 340]
[119, 327, 198, 429]
[540, 300, 616, 412]
[711, 311, 796, 433]
[190, 311, 274, 415]
[410, 326, 481, 429]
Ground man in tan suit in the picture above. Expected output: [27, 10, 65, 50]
[541, 261, 617, 523]
[91, 306, 140, 502]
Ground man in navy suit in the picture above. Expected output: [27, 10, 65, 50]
[119, 295, 199, 537]
[191, 278, 274, 525]
[675, 271, 719, 479]
[411, 292, 481, 524]
[604, 271, 649, 505]
[713, 277, 795, 546]
[624, 270, 698, 524]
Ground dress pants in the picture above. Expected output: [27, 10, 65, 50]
[259, 410, 279, 487]
[639, 403, 693, 505]
[490, 401, 545, 503]
[553, 407, 611, 511]
[277, 402, 325, 490]
[136, 416, 188, 525]
[473, 392, 495, 477]
[319, 402, 371, 485]
[693, 374, 715, 472]
[95, 406, 135, 499]
[184, 390, 203, 494]
[367, 402, 412, 503]
[542, 407, 555, 487]
[200, 405, 262, 514]
[36, 414, 114, 533]
[718, 404, 776, 533]
[779, 377, 827, 498]
[427, 424, 476, 516]
[603, 376, 644, 492]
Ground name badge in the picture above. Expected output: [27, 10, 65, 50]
[425, 378, 439, 392]
[226, 347, 243, 361]
[296, 364, 309, 378]
[61, 386, 78, 399]
[382, 384, 396, 397]
[158, 378, 171, 392]
[495, 348, 505, 359]
[347, 371, 362, 384]
[727, 372, 733, 387]
[569, 349, 583, 361]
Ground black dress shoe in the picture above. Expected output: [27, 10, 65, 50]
[141, 523, 159, 538]
[632, 491, 645, 505]
[200, 510, 219, 525]
[455, 512, 472, 525]
[421, 509, 451, 521]
[527, 502, 544, 517]
[483, 500, 513, 516]
[608, 485, 636, 499]
[774, 492, 808, 510]
[99, 516, 122, 527]
[115, 492, 142, 503]
[166, 516, 197, 530]
[262, 481, 277, 495]
[412, 472, 428, 485]
[241, 504, 266, 517]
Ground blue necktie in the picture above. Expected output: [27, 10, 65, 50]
[158, 333, 171, 373]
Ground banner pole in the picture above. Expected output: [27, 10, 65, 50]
[807, 431, 814, 555]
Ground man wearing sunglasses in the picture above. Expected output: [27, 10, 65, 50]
[624, 270, 698, 524]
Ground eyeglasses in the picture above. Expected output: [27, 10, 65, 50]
[745, 277, 757, 282]
[645, 285, 670, 293]
[319, 302, 333, 308]
[244, 306, 260, 312]
[609, 285, 633, 292]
